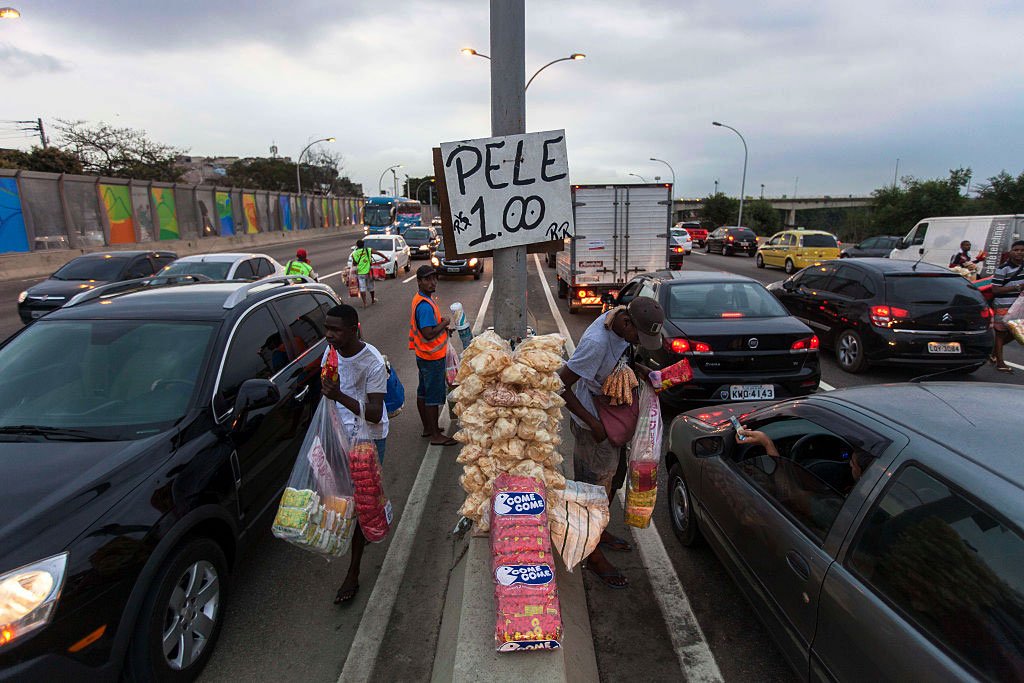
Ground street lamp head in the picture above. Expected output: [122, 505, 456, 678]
[0, 7, 20, 18]
[712, 121, 722, 127]
[570, 53, 586, 60]
[326, 137, 336, 143]
[460, 47, 477, 56]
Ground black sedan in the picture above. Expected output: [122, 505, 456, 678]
[17, 251, 178, 324]
[0, 275, 335, 680]
[665, 382, 1024, 682]
[839, 235, 901, 258]
[403, 226, 440, 259]
[704, 226, 758, 256]
[767, 258, 992, 373]
[618, 271, 820, 406]
[431, 246, 484, 280]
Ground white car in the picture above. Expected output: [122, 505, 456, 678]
[160, 253, 288, 281]
[353, 235, 411, 279]
[671, 227, 693, 254]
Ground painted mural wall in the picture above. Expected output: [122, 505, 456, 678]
[100, 184, 136, 244]
[0, 178, 30, 253]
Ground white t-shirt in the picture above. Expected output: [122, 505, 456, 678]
[321, 343, 389, 440]
[565, 310, 630, 428]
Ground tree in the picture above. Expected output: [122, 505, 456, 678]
[741, 199, 782, 234]
[975, 171, 1024, 214]
[404, 174, 436, 203]
[53, 119, 185, 182]
[870, 167, 970, 233]
[0, 146, 83, 174]
[221, 153, 363, 196]
[699, 192, 740, 227]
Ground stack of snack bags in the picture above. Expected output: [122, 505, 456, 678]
[547, 480, 610, 571]
[452, 332, 568, 530]
[624, 380, 662, 528]
[491, 474, 562, 652]
[348, 439, 393, 543]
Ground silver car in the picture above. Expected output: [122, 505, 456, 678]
[666, 382, 1024, 681]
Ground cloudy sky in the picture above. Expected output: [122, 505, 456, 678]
[2, 0, 1022, 199]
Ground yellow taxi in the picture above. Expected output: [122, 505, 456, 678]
[755, 228, 841, 274]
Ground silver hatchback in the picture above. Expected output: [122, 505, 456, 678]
[666, 382, 1024, 681]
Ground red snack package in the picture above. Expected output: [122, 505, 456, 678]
[629, 461, 658, 492]
[321, 347, 340, 386]
[347, 440, 392, 542]
[649, 358, 692, 393]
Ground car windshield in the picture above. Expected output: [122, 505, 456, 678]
[885, 275, 985, 306]
[802, 234, 838, 248]
[668, 282, 789, 319]
[52, 256, 130, 281]
[671, 229, 689, 238]
[161, 260, 233, 280]
[0, 320, 216, 440]
[405, 228, 430, 240]
[364, 204, 393, 227]
[363, 238, 393, 252]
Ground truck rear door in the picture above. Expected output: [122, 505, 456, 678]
[570, 186, 620, 288]
[621, 185, 671, 279]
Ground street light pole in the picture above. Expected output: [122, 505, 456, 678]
[525, 54, 586, 91]
[649, 157, 675, 193]
[392, 169, 399, 198]
[489, 0, 527, 339]
[296, 136, 335, 197]
[378, 164, 402, 195]
[414, 178, 435, 203]
[713, 121, 747, 228]
[628, 173, 648, 182]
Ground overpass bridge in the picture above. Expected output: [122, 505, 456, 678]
[673, 195, 874, 226]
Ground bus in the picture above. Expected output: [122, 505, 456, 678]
[363, 196, 422, 235]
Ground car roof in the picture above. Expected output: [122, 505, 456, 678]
[172, 253, 266, 263]
[777, 229, 835, 236]
[720, 225, 754, 230]
[40, 280, 335, 322]
[69, 250, 170, 260]
[820, 383, 1024, 488]
[646, 270, 757, 284]
[830, 258, 955, 275]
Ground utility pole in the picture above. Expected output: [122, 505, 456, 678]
[490, 0, 527, 339]
[15, 118, 47, 147]
[36, 118, 47, 147]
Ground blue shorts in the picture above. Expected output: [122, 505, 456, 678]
[374, 438, 387, 464]
[416, 356, 447, 407]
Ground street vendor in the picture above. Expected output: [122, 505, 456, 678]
[557, 297, 665, 589]
[949, 240, 986, 270]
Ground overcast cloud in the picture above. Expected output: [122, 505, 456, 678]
[2, 0, 1022, 198]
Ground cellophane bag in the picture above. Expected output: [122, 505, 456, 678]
[625, 380, 662, 529]
[491, 474, 562, 652]
[345, 268, 360, 298]
[272, 397, 356, 558]
[649, 358, 693, 393]
[1007, 292, 1024, 321]
[446, 343, 461, 386]
[347, 421, 393, 543]
[548, 480, 610, 572]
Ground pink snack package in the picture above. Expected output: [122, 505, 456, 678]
[649, 358, 693, 393]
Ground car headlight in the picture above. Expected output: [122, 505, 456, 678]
[0, 553, 68, 648]
[431, 257, 440, 266]
[419, 245, 429, 251]
[468, 258, 478, 267]
[17, 291, 27, 304]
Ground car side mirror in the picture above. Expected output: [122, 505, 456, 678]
[230, 378, 280, 431]
[895, 239, 909, 250]
[601, 292, 616, 305]
[693, 436, 724, 458]
[782, 280, 795, 291]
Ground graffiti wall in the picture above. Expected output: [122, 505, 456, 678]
[243, 193, 259, 233]
[0, 178, 29, 253]
[152, 187, 180, 240]
[100, 184, 136, 244]
[215, 191, 234, 236]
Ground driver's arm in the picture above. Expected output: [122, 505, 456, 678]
[736, 427, 780, 457]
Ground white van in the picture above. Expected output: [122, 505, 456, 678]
[889, 215, 1024, 278]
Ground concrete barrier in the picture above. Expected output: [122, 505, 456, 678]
[0, 225, 361, 282]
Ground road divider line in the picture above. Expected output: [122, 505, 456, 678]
[321, 269, 345, 281]
[402, 273, 418, 283]
[819, 379, 836, 391]
[472, 279, 494, 334]
[535, 262, 722, 682]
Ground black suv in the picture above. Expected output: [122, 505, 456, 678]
[705, 226, 757, 256]
[767, 258, 993, 373]
[17, 251, 178, 324]
[0, 275, 336, 680]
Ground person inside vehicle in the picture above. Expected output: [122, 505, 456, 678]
[734, 425, 869, 495]
[990, 240, 1024, 374]
[949, 240, 986, 271]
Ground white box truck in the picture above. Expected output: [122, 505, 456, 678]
[889, 215, 1024, 281]
[555, 183, 672, 313]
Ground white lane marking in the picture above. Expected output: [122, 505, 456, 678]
[819, 379, 836, 391]
[321, 269, 345, 281]
[402, 273, 417, 283]
[1007, 360, 1024, 371]
[535, 262, 722, 682]
[532, 253, 575, 353]
[472, 278, 494, 334]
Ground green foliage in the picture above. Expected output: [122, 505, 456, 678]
[0, 146, 83, 174]
[404, 175, 437, 203]
[221, 153, 362, 196]
[700, 192, 740, 227]
[870, 167, 971, 234]
[974, 171, 1024, 214]
[54, 119, 185, 182]
[741, 199, 782, 234]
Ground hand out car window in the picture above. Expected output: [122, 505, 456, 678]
[217, 306, 284, 413]
[848, 466, 1024, 681]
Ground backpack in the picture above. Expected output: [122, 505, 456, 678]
[383, 357, 405, 417]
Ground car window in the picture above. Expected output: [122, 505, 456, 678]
[848, 465, 1024, 680]
[884, 275, 986, 307]
[234, 259, 257, 280]
[909, 222, 928, 246]
[122, 257, 154, 279]
[52, 256, 131, 281]
[152, 253, 177, 269]
[638, 281, 657, 300]
[217, 306, 284, 413]
[881, 236, 901, 248]
[830, 265, 874, 299]
[255, 258, 275, 277]
[801, 234, 838, 248]
[795, 264, 836, 290]
[860, 237, 878, 249]
[163, 260, 232, 280]
[617, 281, 642, 304]
[781, 234, 796, 247]
[363, 238, 394, 251]
[271, 293, 326, 358]
[768, 234, 783, 246]
[668, 281, 788, 318]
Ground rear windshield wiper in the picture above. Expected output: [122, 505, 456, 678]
[0, 425, 115, 441]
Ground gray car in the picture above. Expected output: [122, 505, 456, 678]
[840, 235, 901, 258]
[665, 382, 1024, 682]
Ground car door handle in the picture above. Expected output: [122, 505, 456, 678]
[786, 550, 810, 581]
[295, 385, 311, 402]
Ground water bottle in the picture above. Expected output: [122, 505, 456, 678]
[450, 302, 473, 349]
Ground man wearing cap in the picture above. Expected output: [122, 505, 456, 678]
[409, 265, 458, 446]
[285, 248, 316, 279]
[557, 296, 665, 589]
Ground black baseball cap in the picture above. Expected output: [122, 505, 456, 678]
[416, 265, 437, 279]
[627, 297, 665, 350]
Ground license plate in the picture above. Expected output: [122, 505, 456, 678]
[729, 384, 775, 400]
[927, 341, 961, 354]
[446, 267, 460, 273]
[740, 241, 752, 246]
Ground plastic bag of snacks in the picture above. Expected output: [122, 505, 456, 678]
[548, 480, 610, 572]
[347, 422, 393, 543]
[625, 380, 662, 528]
[491, 474, 562, 652]
[446, 343, 461, 386]
[649, 358, 693, 393]
[344, 268, 360, 298]
[272, 398, 357, 558]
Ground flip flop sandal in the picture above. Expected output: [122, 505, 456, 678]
[334, 584, 360, 604]
[430, 437, 459, 447]
[989, 354, 998, 364]
[996, 365, 1014, 374]
[585, 564, 628, 590]
[599, 537, 633, 553]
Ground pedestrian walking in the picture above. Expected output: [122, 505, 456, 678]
[351, 240, 381, 308]
[557, 297, 665, 589]
[320, 304, 390, 603]
[409, 265, 457, 446]
[990, 240, 1024, 373]
[285, 248, 316, 279]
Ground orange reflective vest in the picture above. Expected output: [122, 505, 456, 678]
[409, 292, 448, 360]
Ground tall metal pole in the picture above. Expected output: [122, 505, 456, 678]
[713, 121, 747, 228]
[490, 0, 527, 339]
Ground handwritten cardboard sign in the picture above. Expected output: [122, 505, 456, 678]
[437, 130, 574, 257]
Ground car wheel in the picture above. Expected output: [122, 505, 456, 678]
[474, 269, 481, 280]
[404, 262, 411, 273]
[755, 253, 765, 268]
[705, 242, 711, 253]
[125, 537, 228, 683]
[668, 463, 702, 546]
[557, 279, 568, 299]
[836, 329, 868, 373]
[784, 258, 795, 274]
[568, 300, 578, 314]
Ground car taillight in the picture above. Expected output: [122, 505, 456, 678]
[728, 235, 735, 242]
[980, 307, 993, 319]
[671, 246, 684, 253]
[665, 337, 711, 354]
[870, 305, 909, 327]
[791, 335, 820, 352]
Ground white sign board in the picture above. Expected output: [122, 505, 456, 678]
[440, 129, 574, 254]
